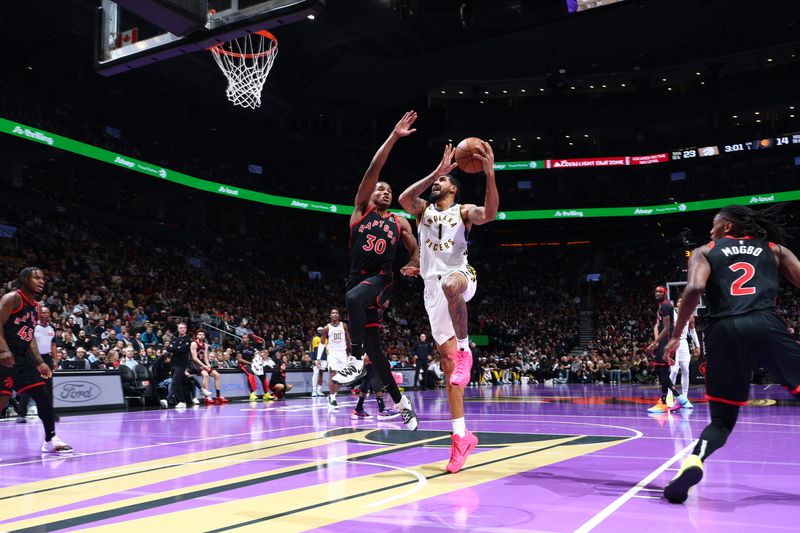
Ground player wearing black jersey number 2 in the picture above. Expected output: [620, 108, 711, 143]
[332, 111, 421, 431]
[664, 205, 800, 503]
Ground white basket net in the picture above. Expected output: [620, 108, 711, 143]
[210, 30, 278, 109]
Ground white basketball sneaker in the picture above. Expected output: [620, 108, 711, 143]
[42, 436, 73, 454]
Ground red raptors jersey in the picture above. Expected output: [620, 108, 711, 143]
[349, 205, 402, 277]
[4, 290, 38, 354]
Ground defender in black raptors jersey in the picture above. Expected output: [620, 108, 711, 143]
[663, 205, 800, 503]
[645, 287, 685, 414]
[332, 111, 421, 432]
[0, 267, 72, 454]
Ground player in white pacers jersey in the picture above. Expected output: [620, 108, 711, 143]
[399, 141, 499, 473]
[670, 298, 699, 407]
[317, 309, 351, 409]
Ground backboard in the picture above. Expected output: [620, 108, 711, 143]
[95, 0, 324, 76]
[666, 281, 706, 313]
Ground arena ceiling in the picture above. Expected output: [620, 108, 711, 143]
[9, 0, 800, 110]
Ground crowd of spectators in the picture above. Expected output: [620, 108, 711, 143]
[1, 204, 591, 390]
[7, 189, 800, 397]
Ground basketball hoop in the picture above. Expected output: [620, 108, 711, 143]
[209, 30, 278, 109]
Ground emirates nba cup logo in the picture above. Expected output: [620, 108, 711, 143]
[54, 381, 102, 403]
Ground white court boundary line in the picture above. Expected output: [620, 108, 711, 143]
[573, 441, 696, 533]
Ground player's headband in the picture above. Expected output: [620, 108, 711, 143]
[654, 286, 667, 293]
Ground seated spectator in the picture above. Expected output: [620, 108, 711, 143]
[76, 330, 93, 351]
[141, 325, 159, 349]
[60, 329, 78, 359]
[122, 347, 139, 370]
[269, 359, 292, 400]
[106, 350, 120, 369]
[62, 347, 91, 370]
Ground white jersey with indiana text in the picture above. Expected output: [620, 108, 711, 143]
[327, 322, 347, 352]
[418, 203, 469, 280]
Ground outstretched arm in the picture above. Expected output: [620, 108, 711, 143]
[398, 144, 458, 218]
[354, 111, 417, 213]
[463, 141, 499, 226]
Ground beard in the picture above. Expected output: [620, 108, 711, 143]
[428, 190, 442, 203]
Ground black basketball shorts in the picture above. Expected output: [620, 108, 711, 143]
[703, 310, 800, 405]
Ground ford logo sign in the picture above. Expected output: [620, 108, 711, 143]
[54, 381, 102, 403]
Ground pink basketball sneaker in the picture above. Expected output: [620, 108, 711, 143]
[446, 431, 478, 473]
[449, 349, 473, 387]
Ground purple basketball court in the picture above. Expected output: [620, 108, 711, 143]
[1, 384, 797, 532]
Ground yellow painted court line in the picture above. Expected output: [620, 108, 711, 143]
[0, 433, 447, 532]
[0, 429, 364, 523]
[80, 436, 628, 533]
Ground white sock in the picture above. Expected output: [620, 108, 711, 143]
[332, 392, 337, 399]
[457, 338, 469, 351]
[452, 417, 466, 438]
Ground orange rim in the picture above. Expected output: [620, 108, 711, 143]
[209, 30, 278, 59]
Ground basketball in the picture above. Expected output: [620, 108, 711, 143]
[455, 137, 486, 174]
